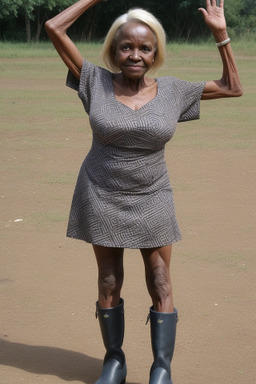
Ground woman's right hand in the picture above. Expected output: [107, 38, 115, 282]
[45, 0, 102, 79]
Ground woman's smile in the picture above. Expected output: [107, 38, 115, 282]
[124, 64, 144, 70]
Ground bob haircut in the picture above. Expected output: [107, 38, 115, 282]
[101, 8, 166, 74]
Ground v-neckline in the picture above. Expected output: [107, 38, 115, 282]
[109, 73, 159, 113]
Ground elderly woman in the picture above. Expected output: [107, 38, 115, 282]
[45, 1, 242, 383]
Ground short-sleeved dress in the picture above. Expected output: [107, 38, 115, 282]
[66, 59, 205, 249]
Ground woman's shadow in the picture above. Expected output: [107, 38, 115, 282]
[0, 338, 138, 384]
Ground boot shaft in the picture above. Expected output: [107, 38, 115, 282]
[149, 307, 178, 377]
[95, 299, 126, 384]
[96, 299, 125, 359]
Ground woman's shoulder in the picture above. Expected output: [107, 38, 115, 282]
[67, 59, 112, 91]
[81, 58, 112, 79]
[156, 76, 205, 93]
[156, 76, 188, 85]
[156, 76, 185, 93]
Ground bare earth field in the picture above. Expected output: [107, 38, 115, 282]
[0, 47, 256, 384]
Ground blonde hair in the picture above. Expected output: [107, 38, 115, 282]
[101, 8, 166, 74]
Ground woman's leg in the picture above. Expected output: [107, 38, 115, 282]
[141, 245, 177, 384]
[141, 244, 174, 312]
[93, 245, 124, 308]
[93, 245, 126, 384]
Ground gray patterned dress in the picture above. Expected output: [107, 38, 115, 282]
[66, 59, 205, 248]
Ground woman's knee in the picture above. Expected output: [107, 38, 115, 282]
[93, 245, 124, 303]
[98, 270, 123, 296]
[141, 246, 172, 302]
[148, 263, 171, 301]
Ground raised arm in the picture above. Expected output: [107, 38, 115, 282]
[198, 0, 243, 99]
[45, 0, 102, 80]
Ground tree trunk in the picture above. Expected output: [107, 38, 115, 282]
[34, 17, 44, 42]
[83, 7, 98, 41]
[25, 14, 31, 42]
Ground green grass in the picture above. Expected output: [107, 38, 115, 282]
[0, 41, 103, 59]
[43, 173, 77, 185]
[0, 41, 255, 152]
[30, 211, 69, 227]
[0, 42, 255, 241]
[1, 37, 256, 58]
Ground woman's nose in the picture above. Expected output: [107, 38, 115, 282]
[130, 49, 140, 60]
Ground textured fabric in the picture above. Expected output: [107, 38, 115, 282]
[66, 59, 205, 248]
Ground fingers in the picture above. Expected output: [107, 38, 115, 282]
[203, 0, 223, 9]
[211, 0, 224, 7]
[198, 0, 213, 15]
[215, 0, 224, 8]
[209, 0, 220, 6]
[198, 0, 224, 15]
[198, 7, 207, 19]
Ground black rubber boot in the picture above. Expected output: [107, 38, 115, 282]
[148, 307, 178, 384]
[95, 298, 127, 384]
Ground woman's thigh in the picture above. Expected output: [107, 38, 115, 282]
[140, 244, 172, 272]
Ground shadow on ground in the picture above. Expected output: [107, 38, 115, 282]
[0, 338, 138, 384]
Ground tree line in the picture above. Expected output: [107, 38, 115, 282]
[0, 0, 255, 42]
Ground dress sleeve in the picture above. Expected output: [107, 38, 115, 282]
[174, 79, 206, 123]
[66, 59, 97, 114]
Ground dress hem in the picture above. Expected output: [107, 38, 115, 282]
[66, 233, 182, 249]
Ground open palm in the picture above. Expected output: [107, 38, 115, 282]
[199, 0, 226, 32]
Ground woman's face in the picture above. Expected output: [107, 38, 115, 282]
[113, 21, 157, 79]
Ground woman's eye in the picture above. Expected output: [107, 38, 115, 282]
[142, 46, 150, 52]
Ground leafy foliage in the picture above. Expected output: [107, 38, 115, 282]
[0, 0, 256, 41]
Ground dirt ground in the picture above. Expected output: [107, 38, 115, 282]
[1, 57, 255, 384]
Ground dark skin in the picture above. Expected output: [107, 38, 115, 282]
[45, 0, 242, 311]
[94, 245, 174, 311]
[112, 22, 158, 111]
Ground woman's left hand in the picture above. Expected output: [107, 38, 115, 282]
[199, 0, 243, 100]
[198, 0, 226, 33]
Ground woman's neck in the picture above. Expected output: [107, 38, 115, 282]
[113, 73, 154, 93]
